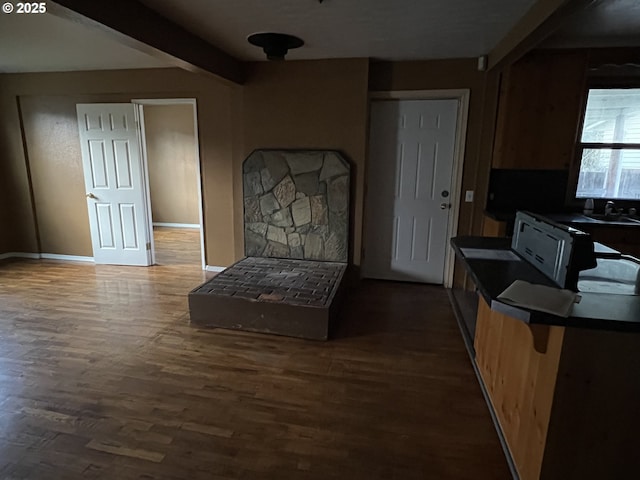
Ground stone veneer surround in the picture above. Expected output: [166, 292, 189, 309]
[243, 150, 350, 262]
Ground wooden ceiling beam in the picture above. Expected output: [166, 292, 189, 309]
[488, 0, 599, 71]
[48, 0, 245, 85]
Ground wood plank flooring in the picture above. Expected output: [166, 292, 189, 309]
[153, 227, 201, 266]
[0, 246, 510, 479]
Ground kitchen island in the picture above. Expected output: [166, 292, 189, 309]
[451, 236, 640, 480]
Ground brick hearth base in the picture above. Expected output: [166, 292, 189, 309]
[188, 257, 347, 340]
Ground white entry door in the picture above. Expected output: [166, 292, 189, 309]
[363, 99, 458, 283]
[77, 103, 151, 266]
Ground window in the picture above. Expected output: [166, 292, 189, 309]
[576, 88, 640, 199]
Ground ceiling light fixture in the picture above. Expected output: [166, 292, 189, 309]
[247, 32, 304, 61]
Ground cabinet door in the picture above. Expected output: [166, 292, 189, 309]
[482, 215, 507, 237]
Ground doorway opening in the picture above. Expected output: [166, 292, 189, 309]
[135, 99, 205, 269]
[76, 99, 204, 268]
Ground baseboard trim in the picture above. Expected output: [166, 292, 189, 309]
[40, 254, 95, 263]
[153, 222, 200, 229]
[0, 252, 94, 263]
[0, 252, 41, 261]
[205, 265, 226, 273]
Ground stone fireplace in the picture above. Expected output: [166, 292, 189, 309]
[188, 150, 350, 340]
[243, 150, 350, 262]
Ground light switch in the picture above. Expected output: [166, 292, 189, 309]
[465, 190, 474, 202]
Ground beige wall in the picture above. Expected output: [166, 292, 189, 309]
[0, 68, 237, 265]
[0, 59, 494, 279]
[237, 58, 496, 271]
[238, 58, 370, 265]
[2, 51, 631, 283]
[20, 95, 94, 256]
[144, 104, 200, 225]
[0, 85, 39, 255]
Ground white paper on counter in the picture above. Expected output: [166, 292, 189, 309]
[460, 248, 521, 261]
[497, 280, 580, 317]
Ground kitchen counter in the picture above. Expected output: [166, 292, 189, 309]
[449, 235, 640, 479]
[544, 212, 640, 227]
[451, 236, 640, 332]
[483, 211, 640, 257]
[485, 210, 640, 226]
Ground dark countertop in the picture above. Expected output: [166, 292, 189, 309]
[483, 210, 517, 222]
[544, 212, 640, 227]
[485, 210, 640, 228]
[452, 236, 640, 333]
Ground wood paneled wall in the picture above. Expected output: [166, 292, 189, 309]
[482, 216, 508, 237]
[474, 298, 564, 480]
[474, 295, 640, 479]
[492, 50, 589, 170]
[542, 327, 640, 479]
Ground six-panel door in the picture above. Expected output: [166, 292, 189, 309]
[363, 99, 458, 284]
[77, 103, 150, 266]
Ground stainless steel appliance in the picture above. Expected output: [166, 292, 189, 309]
[511, 211, 597, 291]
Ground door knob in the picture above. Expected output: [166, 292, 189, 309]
[86, 193, 97, 199]
[440, 203, 450, 210]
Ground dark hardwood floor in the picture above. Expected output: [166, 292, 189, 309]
[0, 236, 510, 479]
[153, 226, 201, 266]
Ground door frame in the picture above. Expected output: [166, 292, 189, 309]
[367, 90, 470, 288]
[132, 98, 206, 270]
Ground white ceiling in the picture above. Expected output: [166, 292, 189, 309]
[137, 0, 538, 61]
[0, 0, 639, 74]
[0, 10, 170, 73]
[0, 0, 539, 73]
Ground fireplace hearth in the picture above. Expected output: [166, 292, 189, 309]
[188, 150, 351, 340]
[189, 257, 346, 340]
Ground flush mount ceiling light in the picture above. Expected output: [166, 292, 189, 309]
[247, 32, 304, 61]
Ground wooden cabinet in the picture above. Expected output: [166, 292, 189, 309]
[492, 51, 588, 170]
[570, 223, 640, 257]
[475, 299, 564, 480]
[482, 215, 507, 237]
[475, 297, 640, 479]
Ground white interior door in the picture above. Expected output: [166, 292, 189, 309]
[77, 103, 151, 266]
[363, 99, 458, 284]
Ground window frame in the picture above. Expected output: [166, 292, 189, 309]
[572, 82, 640, 206]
